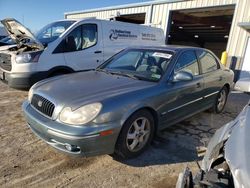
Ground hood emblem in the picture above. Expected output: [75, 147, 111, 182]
[38, 100, 43, 107]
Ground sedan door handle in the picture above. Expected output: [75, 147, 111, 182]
[196, 82, 201, 88]
[94, 50, 102, 54]
[218, 76, 223, 81]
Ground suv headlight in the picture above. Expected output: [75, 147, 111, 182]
[59, 103, 102, 125]
[16, 50, 43, 63]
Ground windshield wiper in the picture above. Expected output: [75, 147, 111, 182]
[108, 71, 139, 80]
[96, 69, 158, 82]
[95, 68, 113, 75]
[112, 71, 160, 82]
[96, 69, 137, 79]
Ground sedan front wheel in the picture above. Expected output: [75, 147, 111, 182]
[114, 110, 155, 159]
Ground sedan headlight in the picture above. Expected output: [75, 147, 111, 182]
[16, 51, 43, 63]
[59, 103, 102, 125]
[28, 86, 34, 102]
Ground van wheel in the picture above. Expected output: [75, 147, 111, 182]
[114, 110, 155, 159]
[212, 86, 228, 113]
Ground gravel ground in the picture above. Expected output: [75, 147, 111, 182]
[0, 81, 249, 188]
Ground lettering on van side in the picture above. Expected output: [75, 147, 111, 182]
[109, 29, 138, 41]
[141, 33, 157, 41]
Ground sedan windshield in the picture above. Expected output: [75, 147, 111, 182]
[100, 49, 173, 82]
[36, 20, 75, 45]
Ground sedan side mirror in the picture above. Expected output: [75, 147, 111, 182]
[172, 71, 193, 82]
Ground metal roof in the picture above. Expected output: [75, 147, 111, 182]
[64, 0, 186, 16]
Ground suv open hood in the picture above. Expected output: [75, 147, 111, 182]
[1, 18, 43, 49]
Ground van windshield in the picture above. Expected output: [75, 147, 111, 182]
[36, 20, 75, 45]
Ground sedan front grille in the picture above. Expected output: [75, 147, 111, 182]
[31, 94, 55, 117]
[0, 53, 12, 71]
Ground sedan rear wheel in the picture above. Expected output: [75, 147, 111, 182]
[213, 86, 228, 113]
[114, 110, 155, 159]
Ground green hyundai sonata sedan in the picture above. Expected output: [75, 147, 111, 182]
[22, 46, 234, 159]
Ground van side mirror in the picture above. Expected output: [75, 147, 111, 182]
[172, 71, 193, 82]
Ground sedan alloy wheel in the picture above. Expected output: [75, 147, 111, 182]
[126, 117, 151, 152]
[214, 86, 228, 113]
[114, 110, 155, 159]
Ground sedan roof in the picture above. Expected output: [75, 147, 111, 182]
[127, 45, 205, 53]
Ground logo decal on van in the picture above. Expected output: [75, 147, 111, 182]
[109, 30, 119, 40]
[109, 29, 137, 41]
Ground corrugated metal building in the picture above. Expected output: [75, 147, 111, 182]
[65, 0, 250, 73]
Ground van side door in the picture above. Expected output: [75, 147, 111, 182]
[59, 22, 104, 70]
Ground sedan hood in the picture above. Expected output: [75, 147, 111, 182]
[33, 70, 156, 109]
[1, 18, 43, 49]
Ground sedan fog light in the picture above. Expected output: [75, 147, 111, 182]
[65, 144, 80, 152]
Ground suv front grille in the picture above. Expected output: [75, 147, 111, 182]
[0, 53, 12, 71]
[31, 94, 55, 117]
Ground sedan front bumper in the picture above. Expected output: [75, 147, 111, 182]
[22, 101, 121, 157]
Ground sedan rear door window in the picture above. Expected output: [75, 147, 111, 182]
[197, 51, 219, 74]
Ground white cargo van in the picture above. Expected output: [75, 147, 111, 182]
[0, 18, 165, 89]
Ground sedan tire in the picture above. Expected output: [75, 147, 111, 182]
[213, 86, 229, 113]
[114, 110, 155, 159]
